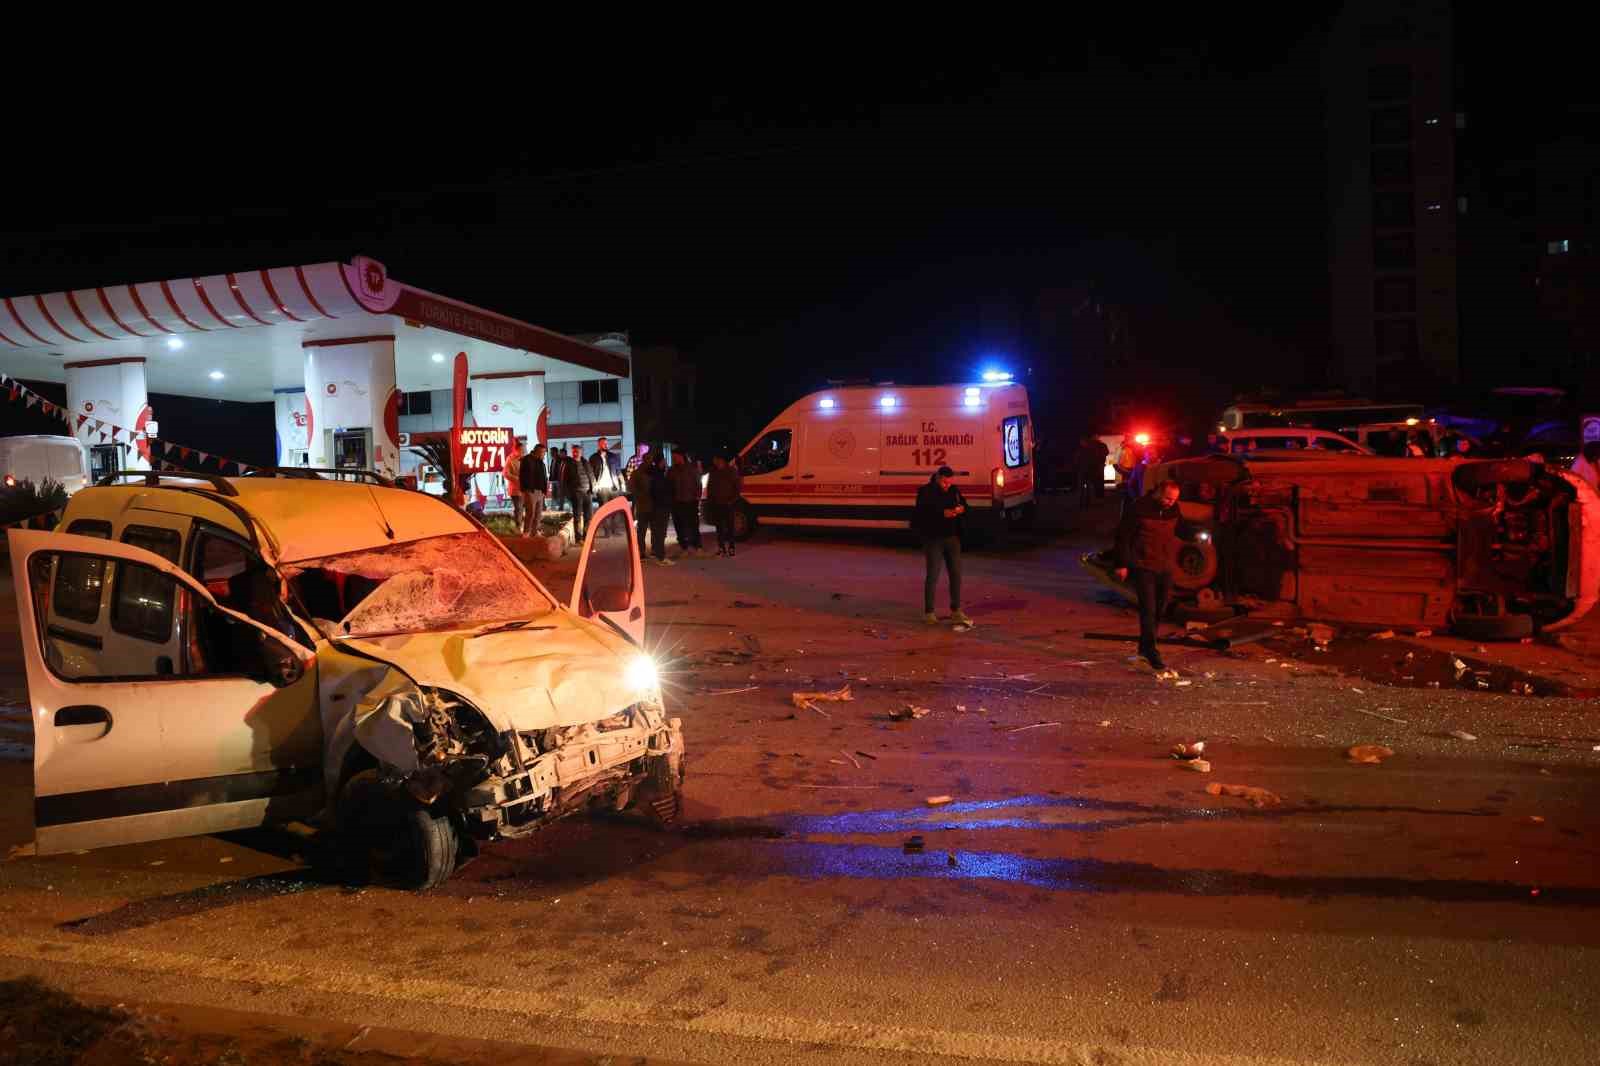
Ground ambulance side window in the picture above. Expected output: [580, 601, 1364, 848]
[743, 429, 793, 475]
[1003, 417, 1030, 468]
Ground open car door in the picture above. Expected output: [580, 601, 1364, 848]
[8, 529, 319, 855]
[570, 495, 646, 645]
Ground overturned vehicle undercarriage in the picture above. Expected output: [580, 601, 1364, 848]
[1083, 455, 1599, 641]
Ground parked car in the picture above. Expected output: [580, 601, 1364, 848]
[1082, 454, 1599, 639]
[1217, 428, 1371, 456]
[0, 433, 90, 495]
[8, 471, 682, 888]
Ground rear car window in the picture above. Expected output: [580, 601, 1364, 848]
[51, 520, 114, 623]
[112, 525, 182, 643]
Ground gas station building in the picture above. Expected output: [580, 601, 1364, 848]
[0, 256, 635, 483]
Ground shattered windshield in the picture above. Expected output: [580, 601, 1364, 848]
[284, 532, 550, 637]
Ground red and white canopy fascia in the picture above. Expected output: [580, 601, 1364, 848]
[0, 256, 627, 380]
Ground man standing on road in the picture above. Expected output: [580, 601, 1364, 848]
[1077, 433, 1109, 507]
[668, 450, 705, 556]
[705, 452, 741, 557]
[590, 436, 622, 509]
[503, 437, 525, 531]
[628, 449, 671, 565]
[519, 443, 549, 535]
[564, 442, 596, 538]
[914, 465, 972, 626]
[1113, 478, 1195, 672]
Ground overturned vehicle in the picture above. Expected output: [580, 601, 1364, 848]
[1083, 455, 1600, 640]
[11, 473, 682, 888]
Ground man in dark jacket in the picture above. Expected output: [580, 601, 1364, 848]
[704, 452, 742, 556]
[589, 436, 623, 506]
[913, 466, 972, 626]
[1114, 478, 1196, 671]
[519, 443, 549, 535]
[563, 442, 596, 537]
[667, 450, 704, 555]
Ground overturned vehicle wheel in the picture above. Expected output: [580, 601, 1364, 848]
[336, 769, 459, 890]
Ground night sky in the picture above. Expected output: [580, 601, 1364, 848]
[4, 14, 1368, 444]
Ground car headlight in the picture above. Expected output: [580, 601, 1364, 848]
[625, 654, 659, 695]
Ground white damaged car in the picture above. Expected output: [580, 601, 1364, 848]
[9, 471, 682, 888]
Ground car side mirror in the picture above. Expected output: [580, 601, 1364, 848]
[263, 637, 306, 688]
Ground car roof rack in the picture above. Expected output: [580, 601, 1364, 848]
[97, 469, 239, 496]
[242, 466, 395, 487]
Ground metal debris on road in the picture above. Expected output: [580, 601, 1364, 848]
[1007, 721, 1061, 734]
[854, 750, 878, 760]
[1373, 630, 1395, 640]
[925, 795, 953, 806]
[1453, 658, 1470, 680]
[1098, 720, 1112, 727]
[1448, 730, 1479, 741]
[1347, 744, 1395, 764]
[731, 600, 762, 608]
[904, 835, 926, 852]
[1181, 758, 1213, 773]
[840, 749, 862, 769]
[1205, 782, 1281, 807]
[889, 704, 931, 721]
[1171, 741, 1207, 761]
[708, 686, 759, 696]
[1351, 707, 1409, 725]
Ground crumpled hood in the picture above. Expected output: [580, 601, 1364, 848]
[337, 609, 645, 731]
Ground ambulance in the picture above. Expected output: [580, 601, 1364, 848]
[732, 380, 1036, 538]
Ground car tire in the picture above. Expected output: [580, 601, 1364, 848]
[733, 502, 757, 542]
[1170, 538, 1219, 591]
[336, 769, 458, 890]
[1450, 612, 1534, 641]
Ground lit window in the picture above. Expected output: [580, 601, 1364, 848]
[1549, 239, 1571, 255]
[1424, 116, 1440, 126]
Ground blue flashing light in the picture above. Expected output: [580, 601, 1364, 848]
[819, 396, 835, 409]
[981, 369, 1013, 383]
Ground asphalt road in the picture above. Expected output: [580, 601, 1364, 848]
[3, 500, 1599, 1065]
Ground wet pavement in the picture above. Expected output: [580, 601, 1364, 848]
[3, 502, 1600, 1064]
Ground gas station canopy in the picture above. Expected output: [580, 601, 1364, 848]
[0, 255, 626, 399]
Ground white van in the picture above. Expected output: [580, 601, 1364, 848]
[734, 382, 1036, 537]
[0, 434, 90, 495]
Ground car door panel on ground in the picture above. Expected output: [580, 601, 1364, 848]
[10, 530, 320, 855]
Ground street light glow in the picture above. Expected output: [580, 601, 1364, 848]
[166, 337, 184, 350]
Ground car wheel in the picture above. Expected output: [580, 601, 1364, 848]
[1170, 538, 1218, 591]
[336, 769, 458, 890]
[733, 502, 757, 542]
[1450, 612, 1534, 641]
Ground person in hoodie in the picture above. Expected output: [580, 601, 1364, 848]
[1113, 477, 1196, 671]
[913, 465, 972, 626]
[704, 452, 742, 556]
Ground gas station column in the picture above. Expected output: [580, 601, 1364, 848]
[63, 357, 152, 476]
[303, 337, 401, 478]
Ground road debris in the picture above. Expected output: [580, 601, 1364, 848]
[1528, 815, 1546, 824]
[708, 686, 759, 696]
[925, 795, 954, 806]
[854, 750, 878, 761]
[947, 852, 958, 866]
[1170, 741, 1207, 761]
[1098, 720, 1112, 727]
[1181, 758, 1213, 773]
[1308, 623, 1336, 644]
[1351, 707, 1409, 725]
[1008, 721, 1062, 734]
[1347, 744, 1395, 764]
[903, 835, 926, 853]
[1174, 679, 1193, 687]
[890, 704, 932, 721]
[1447, 730, 1478, 741]
[1453, 658, 1470, 681]
[955, 704, 968, 712]
[828, 758, 849, 766]
[1414, 629, 1433, 637]
[792, 684, 853, 716]
[731, 600, 762, 608]
[1372, 630, 1395, 640]
[1156, 668, 1180, 681]
[1205, 783, 1281, 807]
[840, 749, 862, 769]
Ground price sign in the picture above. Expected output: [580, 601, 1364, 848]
[456, 426, 513, 474]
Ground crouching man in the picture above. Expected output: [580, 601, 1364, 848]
[1113, 478, 1195, 671]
